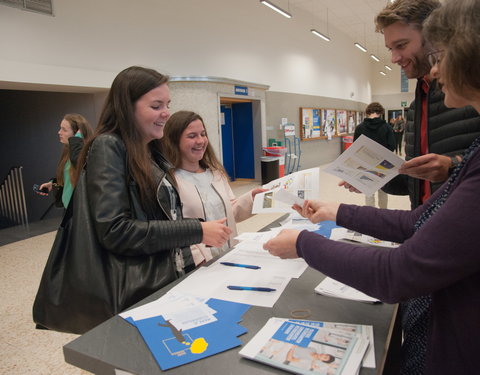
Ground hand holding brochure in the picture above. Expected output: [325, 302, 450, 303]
[252, 168, 319, 213]
[324, 135, 404, 196]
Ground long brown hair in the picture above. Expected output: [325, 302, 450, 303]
[76, 66, 170, 206]
[161, 110, 226, 175]
[56, 113, 93, 186]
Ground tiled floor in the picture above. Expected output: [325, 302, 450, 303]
[0, 165, 410, 374]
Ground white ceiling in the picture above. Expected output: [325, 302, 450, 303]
[270, 0, 394, 61]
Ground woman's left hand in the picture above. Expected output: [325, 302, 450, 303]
[263, 229, 301, 259]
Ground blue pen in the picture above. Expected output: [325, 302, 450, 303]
[220, 262, 261, 270]
[227, 285, 276, 292]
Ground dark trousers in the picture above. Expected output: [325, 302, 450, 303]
[395, 132, 403, 154]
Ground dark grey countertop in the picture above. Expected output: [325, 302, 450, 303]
[64, 215, 397, 374]
[64, 266, 396, 375]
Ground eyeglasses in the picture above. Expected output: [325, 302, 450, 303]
[427, 50, 444, 67]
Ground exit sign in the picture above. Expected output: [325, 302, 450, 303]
[401, 101, 408, 107]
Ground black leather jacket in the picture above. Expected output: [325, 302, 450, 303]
[85, 133, 202, 308]
[404, 79, 480, 208]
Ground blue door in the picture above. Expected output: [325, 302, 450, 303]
[232, 102, 254, 179]
[220, 105, 235, 180]
[220, 102, 255, 180]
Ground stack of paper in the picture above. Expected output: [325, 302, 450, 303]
[168, 230, 308, 308]
[315, 277, 380, 304]
[240, 318, 374, 374]
[120, 292, 250, 370]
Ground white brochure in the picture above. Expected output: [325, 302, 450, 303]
[324, 135, 404, 196]
[252, 167, 319, 213]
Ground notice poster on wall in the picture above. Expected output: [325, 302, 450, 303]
[300, 108, 321, 140]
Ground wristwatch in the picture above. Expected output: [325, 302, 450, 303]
[449, 155, 461, 174]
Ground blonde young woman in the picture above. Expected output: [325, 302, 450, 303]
[162, 110, 266, 265]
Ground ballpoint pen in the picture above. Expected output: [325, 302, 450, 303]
[220, 262, 261, 270]
[227, 285, 276, 292]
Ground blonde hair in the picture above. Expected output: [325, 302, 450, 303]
[423, 0, 480, 97]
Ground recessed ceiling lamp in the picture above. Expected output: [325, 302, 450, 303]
[380, 71, 387, 76]
[385, 65, 392, 71]
[260, 0, 292, 19]
[370, 54, 380, 62]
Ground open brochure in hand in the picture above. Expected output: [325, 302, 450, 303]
[239, 318, 370, 375]
[324, 134, 404, 196]
[252, 167, 320, 214]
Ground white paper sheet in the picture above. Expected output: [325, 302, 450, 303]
[252, 168, 320, 213]
[315, 277, 380, 304]
[330, 228, 400, 248]
[169, 265, 290, 308]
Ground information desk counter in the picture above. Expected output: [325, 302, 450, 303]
[64, 217, 397, 375]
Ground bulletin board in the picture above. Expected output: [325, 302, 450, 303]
[300, 107, 322, 140]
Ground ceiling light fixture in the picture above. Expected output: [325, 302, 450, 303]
[354, 42, 367, 52]
[354, 23, 367, 53]
[311, 29, 330, 41]
[370, 54, 380, 62]
[260, 0, 292, 19]
[385, 65, 392, 71]
[380, 71, 386, 76]
[310, 2, 330, 42]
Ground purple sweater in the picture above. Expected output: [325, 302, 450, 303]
[297, 148, 480, 375]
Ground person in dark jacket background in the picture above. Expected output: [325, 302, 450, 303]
[393, 115, 405, 155]
[353, 102, 396, 208]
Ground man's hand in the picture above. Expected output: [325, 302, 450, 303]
[338, 180, 361, 193]
[263, 229, 301, 259]
[399, 153, 452, 182]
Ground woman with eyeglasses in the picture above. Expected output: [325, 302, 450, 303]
[263, 0, 480, 373]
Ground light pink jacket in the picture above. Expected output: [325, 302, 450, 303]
[175, 169, 254, 265]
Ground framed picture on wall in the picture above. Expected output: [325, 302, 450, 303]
[300, 107, 322, 140]
[321, 109, 336, 138]
[336, 109, 347, 135]
[346, 111, 356, 134]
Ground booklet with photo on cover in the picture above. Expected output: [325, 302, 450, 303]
[239, 318, 369, 375]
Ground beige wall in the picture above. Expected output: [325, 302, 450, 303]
[265, 91, 367, 169]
